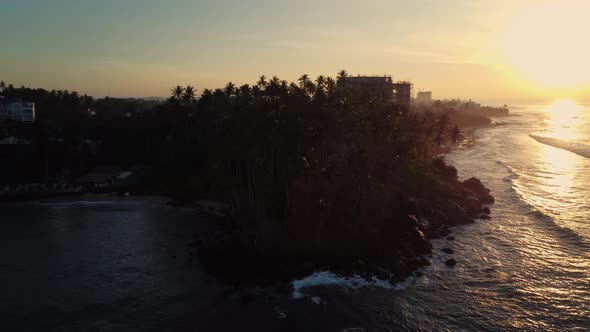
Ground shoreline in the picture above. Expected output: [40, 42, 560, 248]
[0, 191, 172, 206]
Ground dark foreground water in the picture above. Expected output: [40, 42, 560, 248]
[1, 102, 590, 331]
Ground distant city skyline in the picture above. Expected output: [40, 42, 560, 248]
[1, 0, 589, 104]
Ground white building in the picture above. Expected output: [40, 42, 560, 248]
[0, 100, 36, 122]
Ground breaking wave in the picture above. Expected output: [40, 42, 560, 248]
[530, 134, 590, 159]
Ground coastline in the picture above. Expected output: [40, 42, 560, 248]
[193, 162, 494, 295]
[0, 120, 498, 299]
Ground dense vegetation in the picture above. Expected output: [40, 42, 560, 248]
[1, 73, 492, 281]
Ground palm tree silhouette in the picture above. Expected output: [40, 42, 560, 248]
[257, 75, 268, 89]
[171, 85, 184, 102]
[182, 86, 196, 105]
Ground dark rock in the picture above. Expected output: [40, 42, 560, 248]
[445, 202, 475, 225]
[480, 207, 491, 215]
[440, 226, 451, 236]
[446, 236, 456, 241]
[479, 215, 491, 220]
[441, 248, 454, 254]
[406, 256, 430, 269]
[445, 258, 457, 267]
[463, 195, 482, 217]
[400, 221, 432, 256]
[414, 271, 425, 277]
[463, 177, 495, 204]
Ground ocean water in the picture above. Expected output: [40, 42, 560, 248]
[1, 102, 589, 331]
[287, 101, 590, 331]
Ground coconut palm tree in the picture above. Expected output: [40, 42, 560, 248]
[257, 75, 268, 89]
[171, 85, 184, 103]
[336, 70, 349, 86]
[442, 125, 464, 157]
[298, 74, 310, 89]
[325, 77, 336, 97]
[224, 82, 235, 98]
[182, 86, 196, 105]
[313, 75, 327, 100]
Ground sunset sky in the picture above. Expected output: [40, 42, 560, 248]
[1, 0, 589, 104]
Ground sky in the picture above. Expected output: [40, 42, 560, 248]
[1, 0, 589, 104]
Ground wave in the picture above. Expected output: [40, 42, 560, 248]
[291, 271, 394, 299]
[529, 134, 590, 159]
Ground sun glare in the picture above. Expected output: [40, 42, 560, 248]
[500, 1, 590, 89]
[544, 99, 581, 140]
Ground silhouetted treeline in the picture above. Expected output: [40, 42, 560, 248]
[1, 72, 470, 264]
[0, 82, 163, 182]
[1, 72, 462, 203]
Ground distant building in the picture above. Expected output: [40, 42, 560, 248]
[347, 76, 395, 101]
[347, 75, 413, 107]
[392, 82, 412, 107]
[416, 91, 432, 104]
[0, 98, 36, 122]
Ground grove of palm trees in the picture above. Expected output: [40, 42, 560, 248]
[152, 71, 494, 282]
[0, 71, 495, 282]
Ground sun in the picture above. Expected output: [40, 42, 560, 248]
[499, 1, 590, 89]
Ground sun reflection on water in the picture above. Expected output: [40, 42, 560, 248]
[543, 99, 582, 141]
[536, 144, 579, 200]
[527, 99, 587, 228]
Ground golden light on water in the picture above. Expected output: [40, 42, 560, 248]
[537, 144, 578, 200]
[544, 99, 582, 141]
[531, 99, 584, 210]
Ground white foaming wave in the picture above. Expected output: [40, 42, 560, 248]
[530, 134, 590, 159]
[291, 271, 394, 299]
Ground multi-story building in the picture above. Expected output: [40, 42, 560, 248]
[416, 91, 432, 104]
[347, 76, 413, 107]
[0, 99, 36, 122]
[347, 76, 395, 101]
[392, 81, 412, 107]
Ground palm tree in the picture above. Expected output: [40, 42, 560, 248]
[224, 82, 235, 98]
[443, 125, 463, 157]
[336, 70, 348, 86]
[182, 86, 196, 105]
[325, 77, 336, 97]
[171, 85, 184, 102]
[238, 84, 251, 97]
[432, 132, 445, 157]
[257, 75, 268, 89]
[0, 81, 6, 92]
[298, 74, 310, 90]
[313, 75, 327, 100]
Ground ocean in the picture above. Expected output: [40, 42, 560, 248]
[1, 102, 589, 331]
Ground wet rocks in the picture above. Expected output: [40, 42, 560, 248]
[446, 236, 456, 241]
[441, 248, 454, 254]
[463, 177, 495, 204]
[444, 258, 457, 267]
